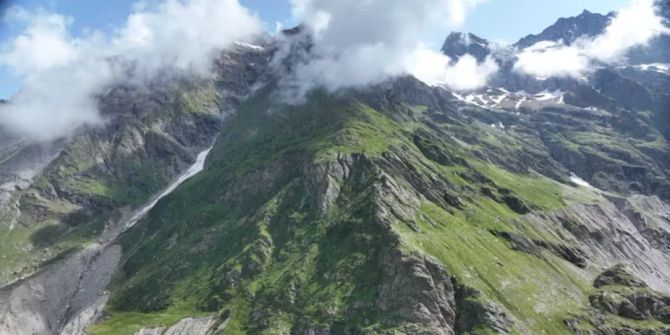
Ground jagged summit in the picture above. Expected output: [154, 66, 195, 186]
[513, 3, 669, 64]
[441, 31, 491, 62]
[281, 25, 304, 36]
[515, 9, 613, 49]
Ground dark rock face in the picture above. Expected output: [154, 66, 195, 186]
[515, 10, 613, 49]
[377, 250, 457, 334]
[441, 32, 491, 63]
[591, 69, 654, 110]
[575, 265, 670, 333]
[594, 264, 648, 289]
[501, 193, 531, 214]
[490, 230, 588, 268]
[589, 290, 670, 323]
[454, 285, 512, 334]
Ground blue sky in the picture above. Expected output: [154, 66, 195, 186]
[0, 0, 631, 99]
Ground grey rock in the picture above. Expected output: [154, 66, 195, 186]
[594, 264, 648, 289]
[515, 195, 670, 295]
[441, 32, 491, 63]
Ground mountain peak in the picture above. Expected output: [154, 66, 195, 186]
[515, 9, 613, 49]
[281, 25, 305, 36]
[441, 32, 491, 63]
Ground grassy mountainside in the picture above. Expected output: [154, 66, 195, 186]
[90, 78, 670, 334]
[0, 80, 223, 285]
[0, 44, 271, 291]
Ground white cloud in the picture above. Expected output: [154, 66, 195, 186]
[0, 9, 77, 75]
[514, 0, 669, 79]
[586, 0, 668, 61]
[0, 0, 262, 141]
[113, 0, 262, 77]
[281, 0, 492, 99]
[514, 41, 590, 79]
[447, 0, 486, 26]
[409, 48, 499, 91]
[1, 61, 116, 141]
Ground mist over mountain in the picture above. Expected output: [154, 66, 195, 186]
[0, 1, 669, 334]
[515, 10, 615, 49]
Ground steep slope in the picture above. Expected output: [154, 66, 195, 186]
[85, 77, 670, 335]
[0, 43, 272, 334]
[0, 79, 224, 335]
[0, 79, 221, 285]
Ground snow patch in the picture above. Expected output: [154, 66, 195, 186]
[490, 92, 509, 105]
[515, 96, 527, 110]
[234, 41, 265, 51]
[464, 94, 487, 108]
[570, 173, 596, 190]
[453, 88, 568, 111]
[534, 90, 564, 102]
[451, 92, 466, 102]
[490, 122, 505, 130]
[123, 146, 213, 231]
[634, 63, 670, 74]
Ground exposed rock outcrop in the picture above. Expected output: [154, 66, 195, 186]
[568, 265, 670, 334]
[515, 195, 670, 295]
[0, 243, 120, 335]
[134, 316, 215, 335]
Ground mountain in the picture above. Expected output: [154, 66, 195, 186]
[513, 5, 670, 64]
[0, 8, 670, 335]
[515, 10, 614, 49]
[89, 76, 670, 334]
[0, 43, 271, 334]
[441, 32, 492, 63]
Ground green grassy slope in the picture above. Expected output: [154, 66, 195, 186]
[88, 81, 669, 334]
[0, 81, 222, 284]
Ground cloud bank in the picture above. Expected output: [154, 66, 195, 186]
[514, 0, 670, 79]
[409, 50, 499, 91]
[0, 0, 262, 141]
[281, 0, 494, 99]
[5, 0, 663, 140]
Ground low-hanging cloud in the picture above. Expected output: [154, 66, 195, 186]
[281, 0, 493, 99]
[409, 49, 499, 91]
[0, 0, 262, 141]
[514, 0, 670, 79]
